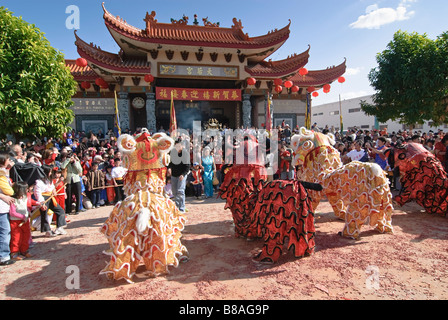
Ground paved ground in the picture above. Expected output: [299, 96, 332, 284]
[1, 191, 447, 301]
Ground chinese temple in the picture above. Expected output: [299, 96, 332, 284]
[66, 2, 346, 133]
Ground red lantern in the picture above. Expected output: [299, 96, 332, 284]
[101, 82, 109, 89]
[81, 81, 91, 90]
[307, 86, 315, 93]
[275, 85, 283, 93]
[76, 58, 87, 68]
[284, 80, 293, 88]
[299, 68, 308, 76]
[144, 74, 154, 83]
[247, 77, 257, 86]
[338, 76, 346, 83]
[274, 78, 283, 86]
[312, 91, 319, 97]
[323, 84, 331, 91]
[291, 85, 299, 93]
[323, 88, 330, 94]
[95, 78, 107, 86]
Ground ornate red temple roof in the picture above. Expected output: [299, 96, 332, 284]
[65, 59, 97, 81]
[67, 3, 346, 92]
[245, 46, 310, 77]
[102, 2, 290, 59]
[74, 31, 151, 74]
[290, 59, 347, 88]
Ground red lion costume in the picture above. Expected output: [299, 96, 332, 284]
[219, 135, 319, 263]
[387, 142, 448, 216]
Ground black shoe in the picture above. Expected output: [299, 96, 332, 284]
[0, 259, 16, 266]
[73, 212, 80, 215]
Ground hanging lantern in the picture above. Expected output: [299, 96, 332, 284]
[144, 74, 155, 83]
[76, 58, 88, 68]
[80, 81, 91, 90]
[100, 82, 109, 89]
[291, 85, 299, 93]
[247, 77, 257, 86]
[307, 86, 315, 93]
[312, 91, 319, 97]
[323, 88, 330, 94]
[323, 84, 331, 91]
[338, 76, 346, 83]
[274, 78, 283, 86]
[275, 85, 283, 93]
[284, 80, 293, 88]
[299, 68, 308, 76]
[95, 78, 107, 86]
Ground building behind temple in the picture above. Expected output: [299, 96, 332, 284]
[66, 3, 346, 134]
[312, 95, 448, 134]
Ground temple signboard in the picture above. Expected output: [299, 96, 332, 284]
[158, 63, 239, 79]
[156, 87, 241, 101]
[71, 98, 116, 115]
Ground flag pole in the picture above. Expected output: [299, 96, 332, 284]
[170, 90, 177, 139]
[339, 94, 343, 134]
[114, 91, 121, 136]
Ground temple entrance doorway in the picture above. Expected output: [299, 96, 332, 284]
[177, 106, 204, 131]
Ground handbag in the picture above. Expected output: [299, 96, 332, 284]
[212, 172, 219, 186]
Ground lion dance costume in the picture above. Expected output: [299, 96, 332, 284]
[100, 130, 188, 283]
[291, 128, 394, 240]
[219, 135, 318, 263]
[387, 142, 448, 216]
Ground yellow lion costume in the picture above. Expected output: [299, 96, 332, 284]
[291, 128, 394, 240]
[100, 129, 188, 283]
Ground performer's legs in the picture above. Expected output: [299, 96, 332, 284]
[65, 183, 73, 214]
[72, 182, 82, 213]
[49, 201, 67, 229]
[172, 176, 186, 212]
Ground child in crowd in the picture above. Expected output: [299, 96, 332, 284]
[191, 162, 204, 199]
[164, 176, 173, 199]
[104, 165, 116, 205]
[85, 162, 105, 208]
[111, 158, 127, 203]
[9, 181, 33, 260]
[280, 145, 291, 173]
[52, 167, 67, 222]
[34, 165, 67, 237]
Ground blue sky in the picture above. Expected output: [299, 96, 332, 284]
[2, 0, 448, 106]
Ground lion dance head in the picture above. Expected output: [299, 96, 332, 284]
[290, 127, 336, 167]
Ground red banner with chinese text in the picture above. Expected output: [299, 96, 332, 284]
[156, 87, 241, 101]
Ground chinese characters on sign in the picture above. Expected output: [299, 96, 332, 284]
[158, 63, 238, 79]
[156, 87, 242, 101]
[71, 98, 116, 115]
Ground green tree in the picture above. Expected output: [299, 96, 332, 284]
[362, 30, 448, 126]
[0, 7, 77, 141]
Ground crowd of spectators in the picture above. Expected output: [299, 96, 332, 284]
[0, 122, 447, 265]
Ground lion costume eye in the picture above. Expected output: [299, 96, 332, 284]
[301, 140, 314, 152]
[117, 134, 137, 154]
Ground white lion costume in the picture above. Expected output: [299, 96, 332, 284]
[100, 130, 188, 282]
[291, 128, 394, 240]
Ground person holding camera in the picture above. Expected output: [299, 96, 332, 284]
[60, 151, 84, 215]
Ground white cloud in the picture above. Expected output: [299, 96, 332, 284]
[350, 1, 416, 29]
[345, 67, 363, 76]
